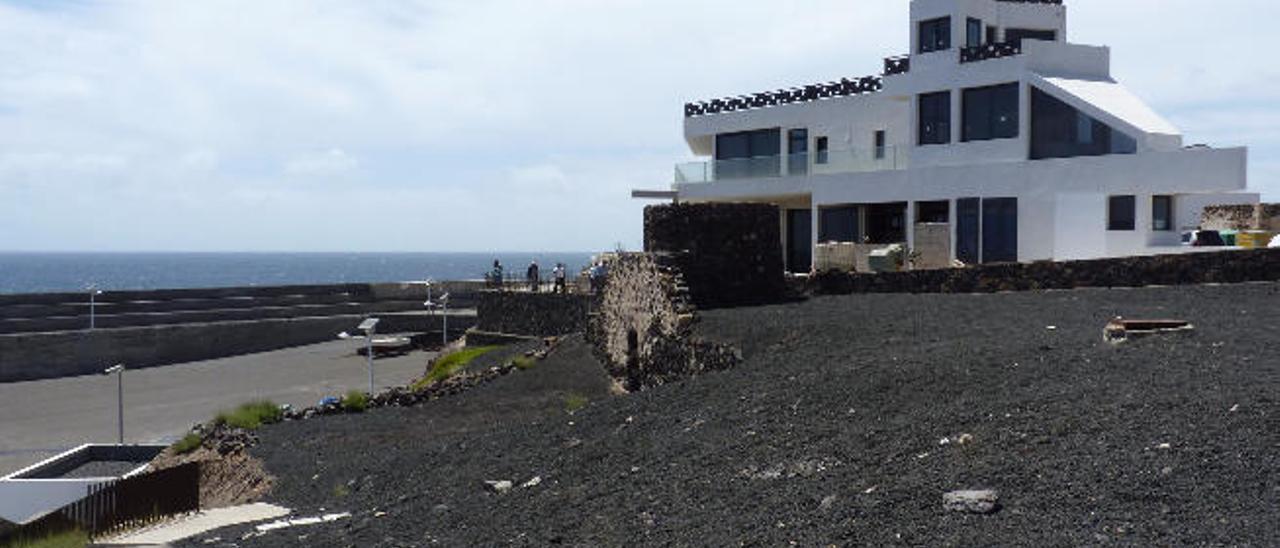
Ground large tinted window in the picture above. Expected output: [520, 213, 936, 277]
[919, 17, 951, 53]
[982, 198, 1018, 263]
[966, 18, 983, 48]
[788, 129, 808, 175]
[1031, 87, 1137, 160]
[1109, 195, 1136, 231]
[819, 206, 859, 243]
[918, 91, 951, 146]
[715, 128, 781, 179]
[963, 83, 1019, 142]
[1006, 28, 1056, 46]
[1152, 195, 1174, 231]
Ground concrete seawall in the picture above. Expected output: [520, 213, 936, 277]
[0, 282, 483, 383]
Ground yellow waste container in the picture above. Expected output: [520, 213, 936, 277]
[1236, 231, 1274, 249]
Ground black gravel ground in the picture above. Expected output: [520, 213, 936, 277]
[189, 283, 1278, 547]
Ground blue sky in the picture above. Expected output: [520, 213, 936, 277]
[0, 0, 1275, 252]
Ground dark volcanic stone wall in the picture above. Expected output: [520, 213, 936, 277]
[644, 203, 786, 309]
[587, 254, 740, 391]
[814, 248, 1280, 295]
[476, 292, 591, 337]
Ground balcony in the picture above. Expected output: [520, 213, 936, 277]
[674, 145, 908, 185]
[960, 41, 1023, 63]
[883, 55, 910, 76]
[684, 76, 883, 118]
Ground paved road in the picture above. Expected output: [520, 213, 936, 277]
[0, 340, 437, 476]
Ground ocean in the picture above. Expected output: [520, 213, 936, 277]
[0, 252, 598, 295]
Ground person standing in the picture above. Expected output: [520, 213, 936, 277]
[553, 263, 567, 294]
[526, 261, 540, 292]
[490, 259, 504, 289]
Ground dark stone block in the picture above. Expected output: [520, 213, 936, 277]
[813, 248, 1280, 295]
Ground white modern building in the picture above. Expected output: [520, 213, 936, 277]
[658, 0, 1258, 273]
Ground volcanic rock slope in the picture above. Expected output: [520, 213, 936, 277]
[194, 283, 1279, 547]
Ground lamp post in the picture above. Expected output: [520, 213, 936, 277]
[103, 364, 125, 444]
[425, 292, 450, 347]
[357, 318, 379, 394]
[424, 280, 434, 343]
[440, 292, 450, 346]
[88, 286, 103, 330]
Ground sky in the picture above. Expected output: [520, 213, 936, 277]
[0, 0, 1276, 252]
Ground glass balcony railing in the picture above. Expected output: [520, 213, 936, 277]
[674, 145, 908, 185]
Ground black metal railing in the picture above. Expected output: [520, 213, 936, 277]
[883, 55, 910, 76]
[685, 76, 883, 118]
[4, 463, 201, 542]
[960, 41, 1023, 63]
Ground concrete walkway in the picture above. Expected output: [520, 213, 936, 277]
[0, 340, 437, 475]
[96, 503, 290, 546]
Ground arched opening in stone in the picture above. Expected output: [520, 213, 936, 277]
[626, 329, 639, 367]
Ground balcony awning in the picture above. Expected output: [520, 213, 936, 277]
[1035, 75, 1181, 137]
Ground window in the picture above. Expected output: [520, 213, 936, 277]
[986, 26, 998, 44]
[1006, 28, 1056, 45]
[917, 201, 949, 223]
[1152, 195, 1174, 231]
[715, 128, 781, 179]
[1109, 195, 1136, 231]
[788, 129, 808, 175]
[982, 198, 1018, 263]
[815, 137, 829, 165]
[866, 203, 908, 244]
[966, 18, 983, 48]
[919, 17, 951, 53]
[1031, 87, 1138, 160]
[962, 83, 1019, 142]
[918, 92, 951, 146]
[819, 206, 859, 243]
[874, 130, 886, 159]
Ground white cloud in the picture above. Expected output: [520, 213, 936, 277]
[284, 148, 360, 177]
[0, 0, 1274, 252]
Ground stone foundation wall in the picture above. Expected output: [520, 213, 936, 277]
[813, 248, 1280, 295]
[1201, 203, 1280, 232]
[644, 203, 786, 308]
[475, 291, 591, 337]
[586, 254, 740, 391]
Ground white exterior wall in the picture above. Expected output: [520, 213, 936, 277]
[678, 147, 1254, 262]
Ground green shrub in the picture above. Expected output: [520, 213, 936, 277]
[172, 432, 203, 455]
[564, 393, 589, 413]
[214, 401, 283, 430]
[4, 529, 90, 548]
[412, 346, 500, 391]
[341, 390, 369, 413]
[511, 356, 536, 370]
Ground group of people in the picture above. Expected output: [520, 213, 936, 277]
[486, 258, 609, 294]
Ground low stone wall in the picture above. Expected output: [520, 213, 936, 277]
[0, 282, 486, 335]
[1201, 203, 1280, 232]
[475, 292, 591, 337]
[0, 312, 475, 383]
[644, 203, 786, 308]
[813, 248, 1280, 295]
[587, 254, 739, 391]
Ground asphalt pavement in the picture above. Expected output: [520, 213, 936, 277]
[0, 339, 436, 476]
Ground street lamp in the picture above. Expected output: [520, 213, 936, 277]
[357, 318, 380, 394]
[88, 286, 104, 330]
[424, 291, 450, 347]
[103, 364, 125, 444]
